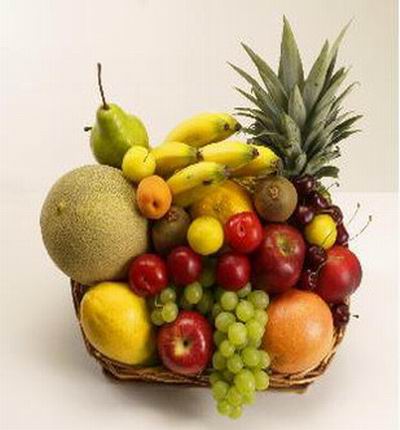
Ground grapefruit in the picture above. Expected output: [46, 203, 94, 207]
[263, 289, 334, 374]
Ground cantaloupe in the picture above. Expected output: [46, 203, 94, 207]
[40, 165, 148, 285]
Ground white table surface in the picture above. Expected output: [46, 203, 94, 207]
[0, 190, 398, 430]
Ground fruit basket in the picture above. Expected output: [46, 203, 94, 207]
[71, 280, 347, 391]
[41, 18, 365, 419]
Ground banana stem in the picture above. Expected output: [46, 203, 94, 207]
[97, 63, 109, 110]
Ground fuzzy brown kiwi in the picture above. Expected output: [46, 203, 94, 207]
[151, 206, 191, 254]
[254, 176, 298, 222]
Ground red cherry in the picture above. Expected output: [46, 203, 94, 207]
[217, 252, 251, 291]
[224, 211, 263, 253]
[167, 246, 202, 286]
[129, 254, 168, 297]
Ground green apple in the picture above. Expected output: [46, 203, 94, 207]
[122, 146, 156, 183]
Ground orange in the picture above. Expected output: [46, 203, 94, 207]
[263, 289, 334, 374]
[190, 180, 253, 224]
[136, 175, 172, 219]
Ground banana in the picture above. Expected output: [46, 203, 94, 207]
[164, 113, 241, 148]
[198, 140, 258, 169]
[152, 142, 198, 177]
[231, 145, 281, 177]
[172, 183, 221, 207]
[166, 161, 228, 195]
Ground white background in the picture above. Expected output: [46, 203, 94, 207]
[0, 0, 398, 429]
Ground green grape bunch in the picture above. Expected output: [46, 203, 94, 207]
[150, 263, 217, 326]
[209, 284, 271, 419]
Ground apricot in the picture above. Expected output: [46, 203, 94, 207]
[136, 176, 172, 220]
[263, 289, 334, 374]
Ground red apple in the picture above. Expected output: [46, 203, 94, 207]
[157, 311, 213, 376]
[252, 224, 305, 294]
[315, 245, 362, 303]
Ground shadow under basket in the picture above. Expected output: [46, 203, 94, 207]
[71, 280, 346, 392]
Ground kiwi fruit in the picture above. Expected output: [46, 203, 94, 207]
[254, 176, 298, 222]
[152, 206, 190, 254]
[40, 165, 148, 285]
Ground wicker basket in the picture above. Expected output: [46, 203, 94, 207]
[71, 280, 346, 392]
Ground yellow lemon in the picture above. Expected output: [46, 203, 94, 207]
[190, 180, 253, 225]
[187, 216, 224, 255]
[80, 282, 155, 365]
[304, 214, 337, 250]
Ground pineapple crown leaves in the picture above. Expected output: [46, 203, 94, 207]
[231, 17, 362, 180]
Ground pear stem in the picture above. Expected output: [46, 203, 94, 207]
[97, 63, 109, 110]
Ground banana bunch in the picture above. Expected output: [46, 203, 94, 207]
[149, 113, 281, 208]
[164, 113, 241, 147]
[151, 142, 198, 177]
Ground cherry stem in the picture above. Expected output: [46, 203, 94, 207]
[97, 63, 109, 110]
[349, 215, 372, 242]
[326, 182, 340, 191]
[347, 202, 361, 226]
[83, 126, 92, 132]
[352, 314, 360, 319]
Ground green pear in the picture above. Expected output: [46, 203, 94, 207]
[89, 64, 149, 168]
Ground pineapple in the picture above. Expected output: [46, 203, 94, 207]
[231, 17, 362, 180]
